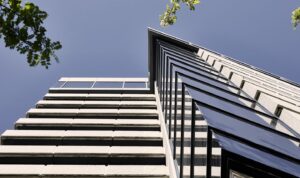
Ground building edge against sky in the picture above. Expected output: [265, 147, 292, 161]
[149, 27, 300, 177]
[0, 28, 298, 177]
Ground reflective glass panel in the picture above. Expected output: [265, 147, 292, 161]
[197, 105, 300, 160]
[180, 75, 253, 106]
[215, 133, 300, 177]
[187, 87, 272, 126]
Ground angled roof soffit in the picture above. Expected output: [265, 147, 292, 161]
[148, 28, 198, 93]
[147, 28, 300, 93]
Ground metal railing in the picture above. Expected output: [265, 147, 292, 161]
[154, 39, 300, 178]
[51, 78, 149, 89]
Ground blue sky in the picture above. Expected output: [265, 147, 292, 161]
[0, 0, 299, 133]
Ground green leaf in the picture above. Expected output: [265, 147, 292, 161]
[24, 2, 33, 11]
[0, 0, 62, 68]
[174, 2, 180, 10]
[19, 27, 28, 41]
[292, 7, 300, 28]
[193, 0, 200, 5]
[161, 0, 201, 27]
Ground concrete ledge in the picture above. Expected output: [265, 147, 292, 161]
[36, 100, 157, 109]
[0, 145, 165, 157]
[1, 130, 163, 141]
[182, 166, 220, 177]
[26, 109, 158, 118]
[15, 118, 160, 128]
[0, 165, 169, 177]
[44, 93, 156, 101]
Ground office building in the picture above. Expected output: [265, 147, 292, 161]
[0, 28, 299, 178]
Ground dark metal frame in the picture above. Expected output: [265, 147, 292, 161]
[149, 28, 300, 178]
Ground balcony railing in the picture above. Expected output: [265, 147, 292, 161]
[53, 78, 149, 89]
[50, 78, 150, 94]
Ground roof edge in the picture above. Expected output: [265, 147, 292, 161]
[147, 27, 300, 89]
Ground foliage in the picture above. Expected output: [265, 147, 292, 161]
[292, 7, 300, 29]
[160, 0, 200, 27]
[161, 1, 300, 30]
[0, 0, 61, 68]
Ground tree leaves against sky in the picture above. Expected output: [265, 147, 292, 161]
[160, 0, 300, 30]
[160, 0, 200, 27]
[292, 8, 300, 29]
[0, 0, 62, 68]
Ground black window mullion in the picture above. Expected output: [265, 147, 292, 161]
[179, 83, 185, 178]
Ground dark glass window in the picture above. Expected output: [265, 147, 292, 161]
[198, 105, 300, 160]
[174, 65, 239, 94]
[187, 87, 273, 126]
[180, 75, 252, 106]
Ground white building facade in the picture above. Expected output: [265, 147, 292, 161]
[0, 29, 299, 178]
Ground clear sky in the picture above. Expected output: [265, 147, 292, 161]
[0, 0, 299, 133]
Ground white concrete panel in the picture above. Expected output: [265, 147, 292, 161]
[183, 166, 220, 176]
[200, 51, 209, 60]
[261, 94, 300, 113]
[0, 165, 169, 177]
[16, 118, 73, 125]
[213, 61, 222, 71]
[275, 122, 299, 146]
[118, 109, 158, 116]
[71, 119, 116, 125]
[207, 56, 215, 65]
[2, 130, 163, 140]
[0, 145, 166, 157]
[230, 73, 243, 87]
[113, 131, 162, 139]
[177, 147, 221, 155]
[64, 130, 113, 138]
[280, 109, 300, 135]
[197, 48, 205, 58]
[55, 146, 109, 155]
[43, 165, 106, 176]
[120, 101, 157, 106]
[220, 66, 231, 78]
[109, 146, 165, 156]
[44, 93, 89, 97]
[0, 145, 56, 154]
[2, 130, 66, 137]
[106, 165, 169, 177]
[180, 120, 207, 126]
[242, 82, 258, 98]
[176, 131, 207, 139]
[88, 94, 122, 98]
[257, 93, 277, 113]
[120, 94, 156, 98]
[78, 109, 118, 116]
[37, 100, 84, 105]
[27, 108, 79, 117]
[115, 119, 160, 125]
[0, 165, 45, 175]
